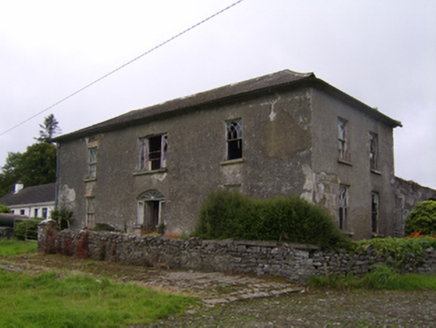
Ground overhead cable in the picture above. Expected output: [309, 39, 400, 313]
[0, 0, 245, 137]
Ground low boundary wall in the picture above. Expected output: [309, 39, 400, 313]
[40, 225, 436, 283]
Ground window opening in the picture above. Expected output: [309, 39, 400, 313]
[20, 209, 25, 215]
[369, 132, 378, 170]
[338, 118, 348, 161]
[371, 192, 380, 233]
[338, 185, 349, 230]
[88, 147, 98, 179]
[42, 208, 47, 218]
[226, 119, 242, 160]
[86, 197, 95, 228]
[34, 208, 39, 217]
[140, 134, 167, 171]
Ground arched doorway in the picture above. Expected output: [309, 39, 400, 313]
[137, 190, 165, 232]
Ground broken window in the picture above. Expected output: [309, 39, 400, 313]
[338, 118, 348, 161]
[137, 190, 165, 232]
[88, 147, 98, 179]
[86, 197, 95, 228]
[338, 185, 349, 230]
[369, 132, 378, 170]
[226, 119, 243, 160]
[371, 192, 380, 233]
[140, 134, 168, 171]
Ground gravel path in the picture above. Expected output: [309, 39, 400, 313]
[146, 289, 436, 327]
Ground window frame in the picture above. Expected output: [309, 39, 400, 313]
[338, 118, 349, 162]
[139, 133, 168, 172]
[86, 197, 95, 228]
[226, 119, 243, 161]
[338, 184, 349, 231]
[369, 132, 379, 171]
[88, 147, 98, 179]
[371, 192, 380, 234]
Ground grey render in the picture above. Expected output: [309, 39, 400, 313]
[53, 70, 435, 240]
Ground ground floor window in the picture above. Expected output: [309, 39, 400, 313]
[338, 185, 349, 230]
[86, 197, 95, 228]
[137, 190, 165, 232]
[371, 192, 380, 233]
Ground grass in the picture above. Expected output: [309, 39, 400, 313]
[0, 270, 197, 327]
[0, 239, 197, 327]
[0, 239, 38, 256]
[307, 264, 436, 291]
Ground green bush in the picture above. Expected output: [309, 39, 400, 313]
[354, 236, 436, 267]
[405, 200, 436, 236]
[192, 190, 351, 249]
[14, 219, 43, 240]
[0, 203, 12, 213]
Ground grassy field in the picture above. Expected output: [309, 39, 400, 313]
[0, 239, 197, 327]
[0, 239, 38, 256]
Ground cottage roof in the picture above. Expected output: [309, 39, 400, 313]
[0, 183, 55, 206]
[54, 70, 402, 142]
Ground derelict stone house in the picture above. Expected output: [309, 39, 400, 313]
[54, 70, 431, 240]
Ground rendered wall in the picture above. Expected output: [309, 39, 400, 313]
[310, 89, 396, 239]
[56, 88, 313, 234]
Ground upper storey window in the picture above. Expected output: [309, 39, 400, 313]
[369, 132, 378, 171]
[226, 119, 243, 160]
[88, 147, 98, 179]
[338, 118, 349, 162]
[140, 134, 168, 171]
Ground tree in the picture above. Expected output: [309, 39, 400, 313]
[0, 152, 22, 197]
[14, 143, 57, 187]
[35, 114, 61, 144]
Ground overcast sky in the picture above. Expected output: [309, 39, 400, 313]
[1, 0, 435, 189]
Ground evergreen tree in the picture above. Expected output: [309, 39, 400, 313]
[35, 114, 61, 144]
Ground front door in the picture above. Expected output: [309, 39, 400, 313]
[145, 201, 159, 232]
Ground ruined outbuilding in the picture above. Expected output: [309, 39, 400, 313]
[53, 70, 436, 240]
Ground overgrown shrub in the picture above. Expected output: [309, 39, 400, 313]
[50, 207, 74, 230]
[14, 219, 43, 240]
[192, 190, 351, 249]
[354, 236, 436, 267]
[405, 200, 436, 236]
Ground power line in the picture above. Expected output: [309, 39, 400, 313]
[0, 0, 245, 138]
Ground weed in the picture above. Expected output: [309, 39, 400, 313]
[75, 229, 89, 259]
[307, 264, 436, 291]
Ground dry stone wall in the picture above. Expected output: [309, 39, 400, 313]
[44, 228, 436, 283]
